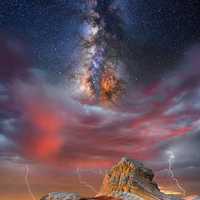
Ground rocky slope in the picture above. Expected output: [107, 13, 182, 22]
[40, 157, 183, 200]
[98, 157, 181, 200]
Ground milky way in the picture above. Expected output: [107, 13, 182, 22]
[72, 0, 126, 105]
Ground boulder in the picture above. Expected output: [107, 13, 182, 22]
[40, 192, 81, 200]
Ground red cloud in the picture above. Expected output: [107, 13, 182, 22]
[17, 91, 66, 160]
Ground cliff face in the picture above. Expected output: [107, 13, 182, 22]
[40, 157, 183, 200]
[98, 157, 181, 200]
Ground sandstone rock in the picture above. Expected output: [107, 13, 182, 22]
[98, 157, 182, 200]
[40, 192, 81, 200]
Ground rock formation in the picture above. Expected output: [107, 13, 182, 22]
[40, 192, 80, 200]
[40, 157, 183, 200]
[98, 157, 181, 200]
[40, 193, 121, 200]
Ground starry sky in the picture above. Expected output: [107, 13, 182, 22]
[1, 0, 200, 199]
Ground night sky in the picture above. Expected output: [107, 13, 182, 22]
[1, 0, 200, 199]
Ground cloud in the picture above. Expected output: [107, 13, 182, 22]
[0, 69, 194, 169]
[0, 45, 200, 181]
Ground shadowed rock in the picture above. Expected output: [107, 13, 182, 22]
[40, 192, 80, 200]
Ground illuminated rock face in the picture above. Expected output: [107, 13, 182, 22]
[98, 157, 182, 200]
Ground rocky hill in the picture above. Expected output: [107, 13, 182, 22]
[99, 158, 182, 200]
[98, 157, 181, 200]
[40, 157, 183, 200]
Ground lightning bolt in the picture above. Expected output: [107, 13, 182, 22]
[98, 168, 107, 176]
[98, 169, 104, 175]
[76, 168, 97, 194]
[166, 151, 186, 196]
[24, 164, 36, 200]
